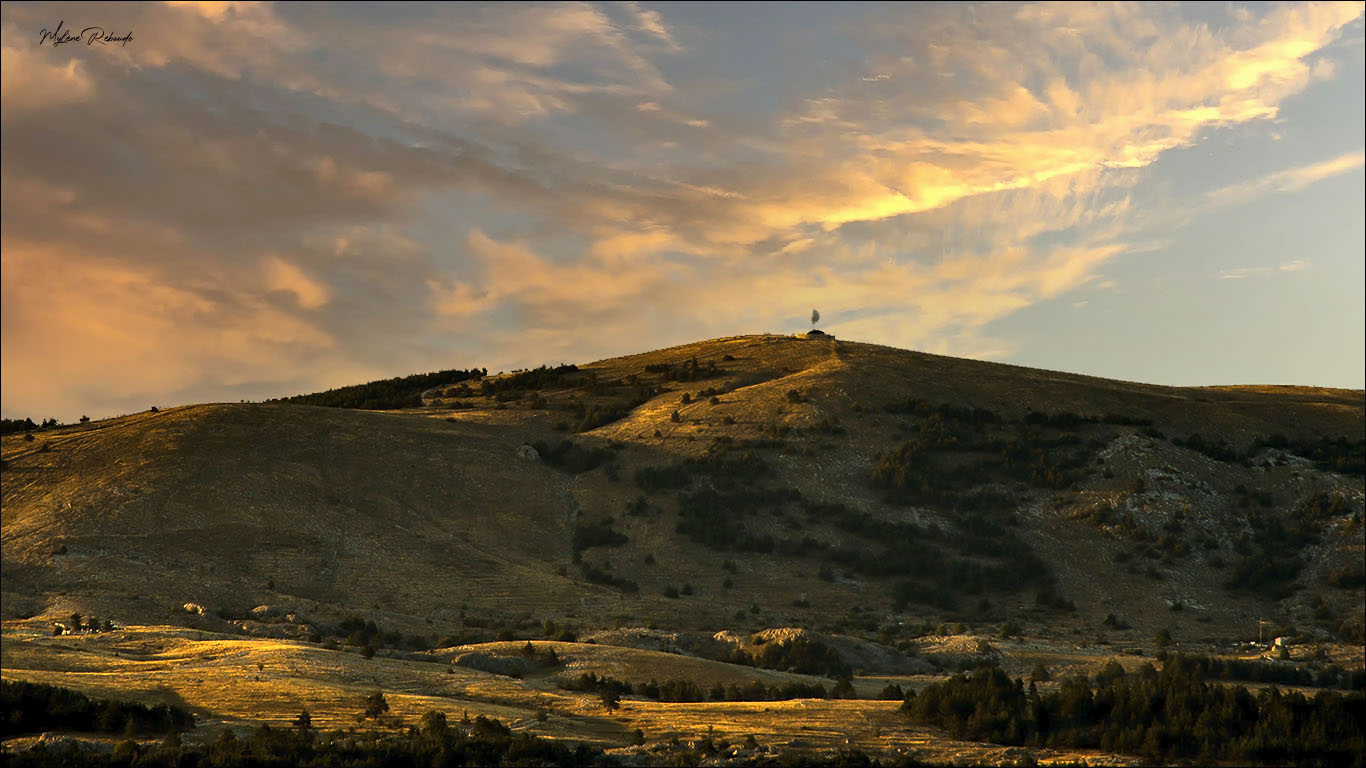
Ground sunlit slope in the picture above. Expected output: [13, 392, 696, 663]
[570, 335, 1361, 447]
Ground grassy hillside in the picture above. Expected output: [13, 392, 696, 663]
[3, 334, 1362, 764]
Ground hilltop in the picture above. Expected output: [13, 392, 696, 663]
[3, 333, 1363, 764]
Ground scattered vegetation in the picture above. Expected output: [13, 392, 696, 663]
[1225, 491, 1350, 599]
[560, 672, 835, 702]
[577, 561, 638, 593]
[532, 440, 618, 474]
[642, 357, 724, 382]
[807, 501, 1058, 610]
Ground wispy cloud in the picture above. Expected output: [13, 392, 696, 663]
[1204, 151, 1365, 210]
[1, 1, 1362, 418]
[1220, 260, 1313, 280]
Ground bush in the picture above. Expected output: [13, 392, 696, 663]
[533, 440, 617, 474]
[572, 520, 628, 552]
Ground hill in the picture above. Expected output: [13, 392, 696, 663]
[3, 334, 1363, 763]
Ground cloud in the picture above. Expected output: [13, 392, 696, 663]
[1, 1, 1361, 419]
[264, 256, 331, 310]
[1220, 260, 1312, 280]
[1204, 151, 1365, 210]
[0, 34, 94, 115]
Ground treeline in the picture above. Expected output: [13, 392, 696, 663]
[905, 658, 1365, 766]
[478, 364, 578, 397]
[280, 368, 485, 410]
[2, 417, 66, 435]
[5, 710, 609, 767]
[1164, 652, 1359, 690]
[1, 679, 195, 738]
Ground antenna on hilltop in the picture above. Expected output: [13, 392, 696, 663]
[811, 308, 820, 329]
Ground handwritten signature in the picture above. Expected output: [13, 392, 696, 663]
[39, 20, 134, 48]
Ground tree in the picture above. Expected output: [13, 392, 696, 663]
[364, 691, 389, 719]
[420, 710, 447, 735]
[877, 683, 905, 700]
[1155, 628, 1172, 648]
[599, 688, 620, 710]
[831, 677, 857, 699]
[293, 710, 311, 730]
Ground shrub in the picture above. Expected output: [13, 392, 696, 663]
[363, 691, 388, 718]
[572, 520, 628, 552]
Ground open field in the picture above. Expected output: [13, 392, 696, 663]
[2, 622, 1209, 764]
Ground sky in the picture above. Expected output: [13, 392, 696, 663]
[2, 1, 1364, 422]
